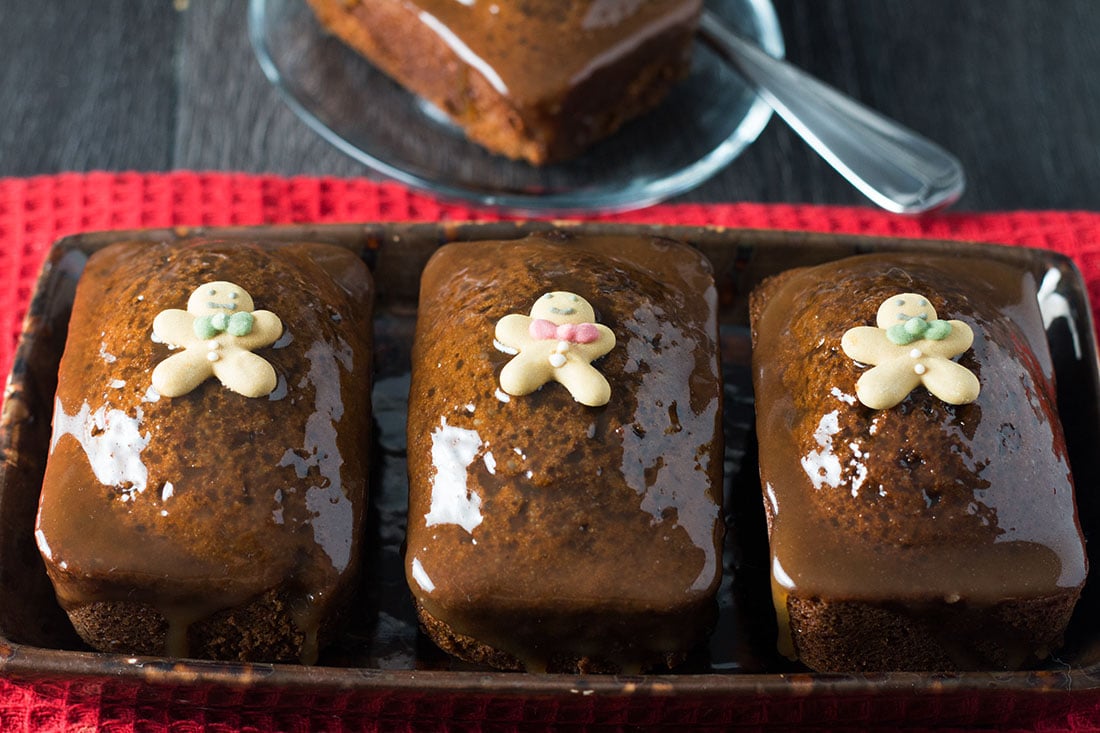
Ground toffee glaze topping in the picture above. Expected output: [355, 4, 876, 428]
[411, 0, 702, 104]
[751, 254, 1087, 657]
[405, 232, 723, 671]
[35, 241, 372, 663]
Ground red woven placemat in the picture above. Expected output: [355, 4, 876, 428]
[4, 172, 1100, 381]
[3, 171, 1100, 732]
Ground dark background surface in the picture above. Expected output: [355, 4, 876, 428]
[2, 0, 1098, 211]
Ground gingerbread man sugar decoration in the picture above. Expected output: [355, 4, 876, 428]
[151, 281, 283, 398]
[840, 292, 980, 410]
[495, 291, 616, 407]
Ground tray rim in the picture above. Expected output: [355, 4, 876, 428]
[2, 221, 1099, 703]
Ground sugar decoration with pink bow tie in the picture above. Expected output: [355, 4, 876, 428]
[528, 319, 600, 344]
[495, 291, 616, 407]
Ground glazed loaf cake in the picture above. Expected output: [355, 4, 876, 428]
[405, 231, 723, 673]
[35, 239, 373, 663]
[750, 253, 1087, 672]
[306, 0, 702, 164]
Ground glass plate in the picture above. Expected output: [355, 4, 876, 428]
[248, 0, 784, 214]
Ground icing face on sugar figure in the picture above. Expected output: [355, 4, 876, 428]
[151, 281, 284, 398]
[495, 291, 616, 407]
[840, 292, 980, 410]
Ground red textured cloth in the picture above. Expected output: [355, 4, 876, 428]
[4, 172, 1100, 381]
[2, 171, 1100, 732]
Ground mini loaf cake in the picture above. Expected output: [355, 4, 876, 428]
[405, 231, 723, 673]
[305, 0, 702, 164]
[750, 253, 1088, 672]
[35, 239, 373, 663]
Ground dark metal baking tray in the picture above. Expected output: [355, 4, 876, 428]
[1, 222, 1099, 727]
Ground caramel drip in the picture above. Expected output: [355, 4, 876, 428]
[770, 575, 794, 661]
[162, 606, 220, 659]
[289, 597, 324, 666]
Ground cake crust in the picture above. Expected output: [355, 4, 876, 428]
[35, 240, 373, 663]
[749, 253, 1087, 672]
[405, 232, 723, 672]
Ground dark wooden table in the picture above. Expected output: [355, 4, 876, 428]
[2, 0, 1099, 212]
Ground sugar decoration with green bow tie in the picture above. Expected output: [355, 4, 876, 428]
[840, 292, 980, 410]
[193, 310, 255, 339]
[151, 281, 283, 398]
[884, 310, 953, 345]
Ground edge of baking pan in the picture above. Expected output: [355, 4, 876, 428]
[1, 222, 1098, 727]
